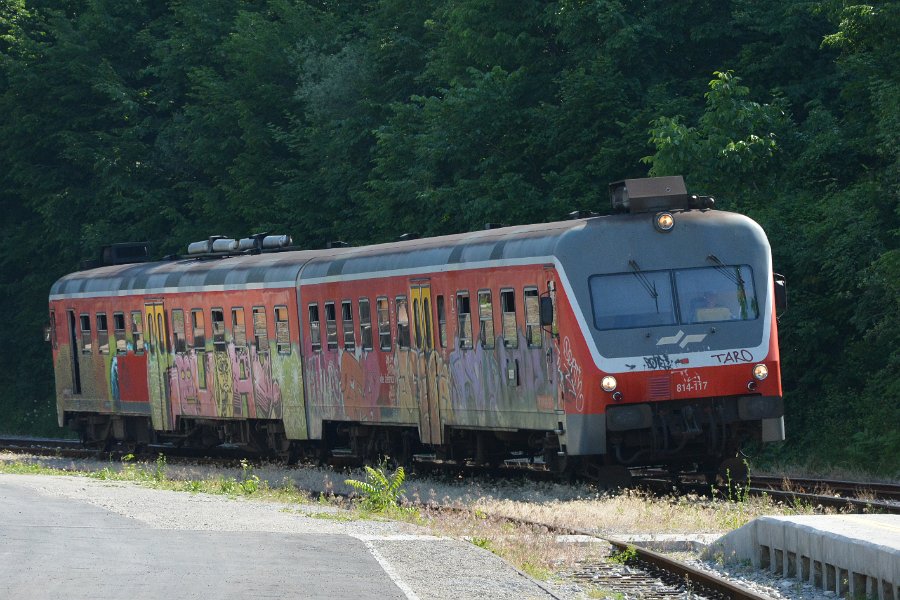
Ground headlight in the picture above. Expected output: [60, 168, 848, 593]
[753, 364, 769, 380]
[655, 212, 675, 232]
[601, 376, 617, 392]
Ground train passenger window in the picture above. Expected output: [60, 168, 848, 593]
[342, 300, 355, 351]
[396, 296, 410, 348]
[171, 309, 187, 353]
[457, 292, 473, 349]
[191, 309, 205, 348]
[97, 313, 109, 354]
[358, 298, 373, 351]
[436, 295, 448, 348]
[211, 308, 225, 344]
[500, 289, 518, 348]
[79, 314, 92, 353]
[376, 297, 391, 350]
[589, 271, 676, 330]
[232, 307, 246, 346]
[252, 307, 268, 352]
[275, 305, 291, 354]
[113, 312, 126, 353]
[131, 311, 144, 354]
[478, 290, 495, 349]
[324, 302, 338, 350]
[524, 288, 542, 348]
[308, 304, 321, 352]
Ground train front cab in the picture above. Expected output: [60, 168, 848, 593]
[552, 178, 785, 477]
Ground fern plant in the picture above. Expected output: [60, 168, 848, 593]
[345, 459, 406, 512]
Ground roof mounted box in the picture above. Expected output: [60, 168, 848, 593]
[609, 176, 689, 213]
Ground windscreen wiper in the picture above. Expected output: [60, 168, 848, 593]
[629, 260, 660, 312]
[707, 254, 744, 286]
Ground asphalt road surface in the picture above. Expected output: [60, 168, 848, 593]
[0, 479, 407, 599]
[0, 474, 561, 600]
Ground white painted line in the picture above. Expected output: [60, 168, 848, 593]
[355, 536, 421, 600]
[354, 534, 442, 541]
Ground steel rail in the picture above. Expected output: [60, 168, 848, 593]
[747, 486, 900, 514]
[751, 475, 900, 501]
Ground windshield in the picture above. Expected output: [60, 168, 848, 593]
[589, 265, 758, 330]
[589, 271, 676, 329]
[675, 265, 758, 324]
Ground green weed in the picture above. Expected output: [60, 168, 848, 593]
[344, 458, 408, 513]
[608, 545, 638, 565]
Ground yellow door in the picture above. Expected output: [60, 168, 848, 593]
[410, 283, 442, 444]
[145, 302, 172, 430]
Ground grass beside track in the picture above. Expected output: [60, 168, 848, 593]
[0, 452, 835, 597]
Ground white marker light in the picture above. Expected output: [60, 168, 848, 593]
[601, 376, 617, 392]
[753, 364, 769, 380]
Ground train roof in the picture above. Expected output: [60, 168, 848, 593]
[49, 208, 764, 300]
[49, 218, 584, 299]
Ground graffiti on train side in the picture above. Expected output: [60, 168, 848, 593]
[164, 343, 285, 421]
[252, 351, 282, 419]
[171, 353, 198, 414]
[558, 336, 585, 412]
[304, 348, 384, 422]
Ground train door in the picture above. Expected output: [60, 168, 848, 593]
[66, 310, 82, 394]
[145, 302, 172, 430]
[410, 283, 443, 444]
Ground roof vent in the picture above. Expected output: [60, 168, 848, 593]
[609, 176, 689, 213]
[326, 240, 349, 249]
[187, 236, 236, 255]
[238, 234, 293, 252]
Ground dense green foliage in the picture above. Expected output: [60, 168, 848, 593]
[1, 0, 896, 474]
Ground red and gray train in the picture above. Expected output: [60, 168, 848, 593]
[47, 176, 785, 479]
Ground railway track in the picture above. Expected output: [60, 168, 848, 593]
[3, 435, 899, 512]
[3, 436, 898, 598]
